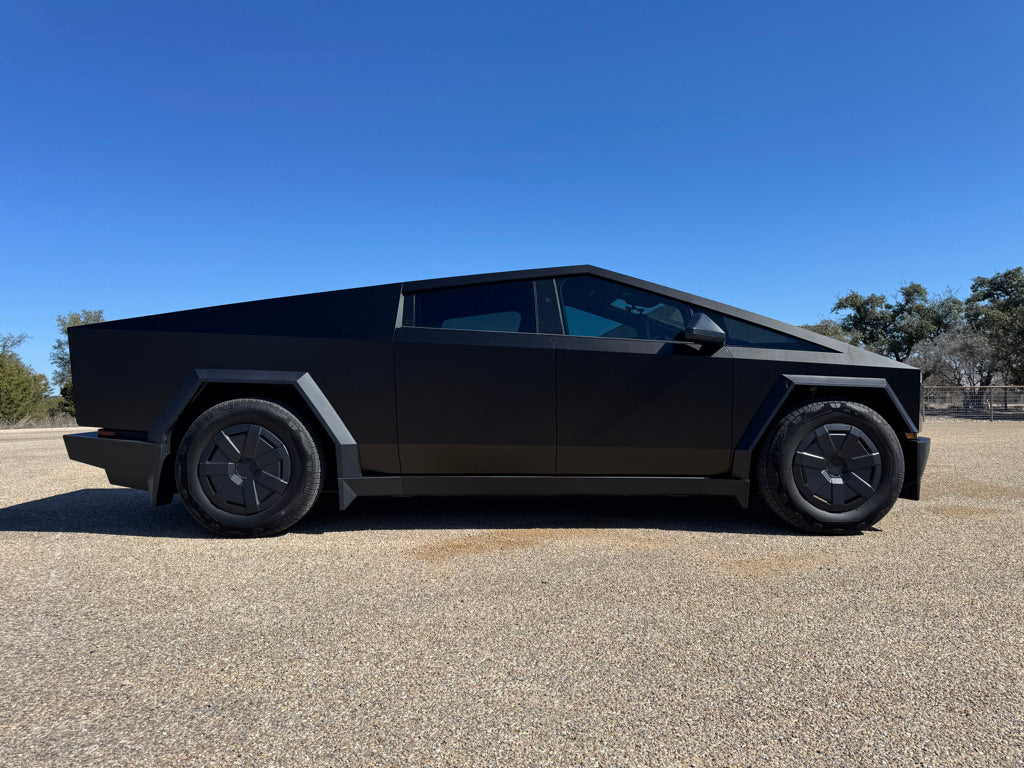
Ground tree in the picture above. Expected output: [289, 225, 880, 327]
[51, 309, 105, 416]
[831, 284, 963, 362]
[1, 332, 28, 357]
[0, 331, 50, 424]
[966, 267, 1024, 384]
[800, 319, 862, 345]
[909, 328, 997, 385]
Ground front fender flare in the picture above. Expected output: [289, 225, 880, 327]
[732, 374, 918, 481]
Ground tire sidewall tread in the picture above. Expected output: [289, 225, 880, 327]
[175, 398, 323, 537]
[756, 399, 905, 534]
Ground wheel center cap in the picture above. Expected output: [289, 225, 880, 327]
[236, 458, 257, 479]
[826, 459, 844, 477]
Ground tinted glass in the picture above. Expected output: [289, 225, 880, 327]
[413, 281, 537, 333]
[702, 311, 828, 351]
[556, 275, 829, 350]
[557, 276, 693, 341]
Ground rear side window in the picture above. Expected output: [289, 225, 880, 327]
[410, 281, 537, 333]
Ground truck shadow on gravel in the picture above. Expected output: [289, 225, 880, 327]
[0, 489, 812, 538]
[0, 489, 208, 538]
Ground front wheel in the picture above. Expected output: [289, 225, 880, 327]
[756, 400, 904, 533]
[175, 398, 324, 536]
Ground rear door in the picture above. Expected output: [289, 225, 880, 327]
[395, 279, 556, 474]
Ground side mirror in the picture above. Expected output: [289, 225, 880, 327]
[682, 312, 726, 348]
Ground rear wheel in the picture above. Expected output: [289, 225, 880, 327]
[175, 398, 324, 536]
[756, 400, 904, 533]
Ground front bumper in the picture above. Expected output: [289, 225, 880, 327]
[64, 432, 166, 503]
[899, 435, 931, 501]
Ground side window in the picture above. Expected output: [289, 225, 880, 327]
[411, 280, 537, 333]
[556, 275, 693, 341]
[703, 311, 829, 352]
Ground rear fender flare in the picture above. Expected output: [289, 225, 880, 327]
[149, 369, 362, 508]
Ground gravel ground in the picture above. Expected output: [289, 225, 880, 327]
[0, 422, 1021, 767]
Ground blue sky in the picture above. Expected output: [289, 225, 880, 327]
[2, 1, 1022, 380]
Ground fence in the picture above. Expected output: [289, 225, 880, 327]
[923, 386, 1024, 421]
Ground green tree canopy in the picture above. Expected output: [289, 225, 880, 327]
[799, 319, 862, 346]
[0, 331, 50, 424]
[966, 267, 1024, 384]
[51, 309, 105, 416]
[830, 284, 963, 362]
[1, 332, 29, 357]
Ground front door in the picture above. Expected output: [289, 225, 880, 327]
[551, 275, 734, 476]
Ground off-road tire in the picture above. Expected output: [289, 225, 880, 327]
[756, 399, 904, 534]
[175, 398, 324, 537]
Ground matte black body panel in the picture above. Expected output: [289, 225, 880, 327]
[64, 432, 162, 498]
[902, 437, 931, 501]
[554, 336, 734, 475]
[64, 264, 929, 520]
[70, 282, 400, 456]
[346, 475, 749, 504]
[395, 327, 556, 474]
[71, 331, 399, 474]
[93, 283, 401, 340]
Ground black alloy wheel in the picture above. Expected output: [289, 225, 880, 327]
[792, 423, 882, 512]
[176, 398, 324, 536]
[197, 422, 293, 516]
[756, 400, 905, 533]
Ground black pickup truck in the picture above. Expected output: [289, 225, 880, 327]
[64, 265, 929, 536]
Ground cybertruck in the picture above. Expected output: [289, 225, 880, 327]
[64, 266, 929, 536]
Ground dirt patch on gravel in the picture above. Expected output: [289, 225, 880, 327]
[416, 527, 658, 559]
[417, 528, 566, 558]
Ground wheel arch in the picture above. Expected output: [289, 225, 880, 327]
[148, 369, 362, 508]
[733, 375, 918, 489]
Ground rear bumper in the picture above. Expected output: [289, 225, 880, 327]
[899, 435, 931, 501]
[64, 432, 166, 503]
